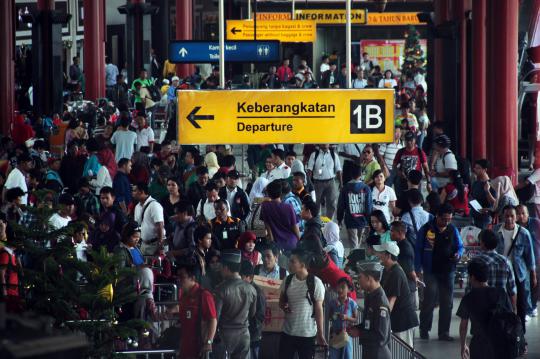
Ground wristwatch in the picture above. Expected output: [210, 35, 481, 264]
[206, 339, 213, 345]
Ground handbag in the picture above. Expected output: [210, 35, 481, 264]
[329, 299, 350, 349]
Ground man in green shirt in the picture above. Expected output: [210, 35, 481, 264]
[131, 69, 153, 111]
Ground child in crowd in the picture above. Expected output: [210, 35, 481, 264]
[239, 231, 262, 267]
[327, 277, 358, 359]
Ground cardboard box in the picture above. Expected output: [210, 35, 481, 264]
[263, 299, 285, 333]
[254, 275, 282, 301]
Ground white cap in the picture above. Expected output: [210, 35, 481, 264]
[372, 241, 400, 257]
[171, 76, 180, 82]
[162, 79, 170, 85]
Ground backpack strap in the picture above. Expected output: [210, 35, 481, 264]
[307, 274, 316, 318]
[507, 226, 523, 258]
[279, 266, 287, 280]
[409, 210, 419, 237]
[284, 273, 294, 294]
[139, 199, 156, 226]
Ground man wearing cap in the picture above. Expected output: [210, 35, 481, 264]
[348, 262, 391, 359]
[167, 76, 180, 102]
[133, 182, 166, 255]
[373, 241, 418, 347]
[415, 203, 463, 341]
[214, 249, 257, 359]
[4, 153, 33, 205]
[219, 170, 250, 221]
[430, 134, 457, 190]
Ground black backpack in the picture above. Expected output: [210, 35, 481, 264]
[146, 84, 162, 102]
[281, 273, 317, 317]
[487, 309, 526, 358]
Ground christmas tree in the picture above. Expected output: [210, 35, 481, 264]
[6, 191, 149, 357]
[401, 26, 426, 77]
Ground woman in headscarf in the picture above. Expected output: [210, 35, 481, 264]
[491, 175, 519, 217]
[205, 152, 220, 178]
[12, 114, 35, 146]
[130, 151, 150, 184]
[323, 221, 345, 269]
[90, 148, 117, 194]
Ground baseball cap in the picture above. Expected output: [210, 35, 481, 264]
[356, 262, 384, 280]
[171, 76, 180, 82]
[372, 241, 400, 257]
[404, 131, 415, 141]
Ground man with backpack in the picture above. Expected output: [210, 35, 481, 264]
[306, 144, 342, 219]
[393, 131, 431, 195]
[495, 205, 536, 334]
[457, 260, 516, 359]
[337, 163, 372, 249]
[279, 249, 327, 359]
[431, 134, 458, 190]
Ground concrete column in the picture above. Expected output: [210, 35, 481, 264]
[0, 0, 15, 135]
[83, 0, 106, 100]
[433, 0, 451, 123]
[176, 0, 193, 78]
[471, 0, 487, 160]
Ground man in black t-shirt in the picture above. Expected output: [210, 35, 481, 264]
[390, 221, 418, 296]
[373, 241, 419, 348]
[395, 170, 423, 215]
[457, 261, 512, 359]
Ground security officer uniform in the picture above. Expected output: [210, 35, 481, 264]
[355, 262, 392, 359]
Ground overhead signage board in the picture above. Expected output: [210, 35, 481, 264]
[178, 89, 394, 144]
[226, 20, 316, 42]
[168, 41, 280, 63]
[255, 11, 425, 26]
[294, 9, 367, 24]
[367, 12, 425, 26]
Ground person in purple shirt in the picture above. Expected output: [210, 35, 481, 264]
[260, 180, 300, 253]
[516, 204, 540, 317]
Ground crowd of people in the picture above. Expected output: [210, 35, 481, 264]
[1, 55, 538, 359]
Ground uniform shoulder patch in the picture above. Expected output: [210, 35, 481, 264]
[380, 307, 389, 317]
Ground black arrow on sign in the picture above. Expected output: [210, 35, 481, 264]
[187, 106, 214, 129]
[231, 27, 242, 35]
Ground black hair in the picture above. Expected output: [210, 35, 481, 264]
[87, 138, 101, 153]
[134, 182, 149, 195]
[205, 182, 218, 192]
[68, 118, 80, 129]
[302, 198, 319, 217]
[351, 163, 362, 179]
[437, 203, 454, 216]
[286, 151, 297, 158]
[474, 159, 490, 170]
[337, 277, 354, 291]
[205, 249, 221, 264]
[118, 113, 131, 128]
[28, 168, 43, 182]
[150, 157, 163, 168]
[281, 180, 292, 195]
[118, 158, 130, 168]
[261, 243, 280, 257]
[174, 200, 195, 216]
[240, 260, 255, 277]
[479, 229, 498, 250]
[372, 169, 384, 179]
[271, 148, 286, 160]
[370, 209, 390, 231]
[390, 221, 407, 234]
[502, 205, 516, 214]
[468, 260, 489, 283]
[6, 187, 25, 202]
[266, 180, 283, 199]
[292, 171, 306, 181]
[71, 221, 88, 233]
[194, 225, 212, 242]
[121, 221, 141, 241]
[407, 170, 423, 185]
[176, 262, 198, 279]
[221, 155, 236, 168]
[407, 189, 424, 206]
[290, 248, 310, 266]
[212, 172, 226, 182]
[99, 186, 115, 196]
[196, 166, 209, 176]
[214, 198, 229, 209]
[449, 170, 465, 201]
[426, 191, 441, 214]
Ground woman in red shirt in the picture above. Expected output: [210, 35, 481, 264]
[440, 170, 470, 216]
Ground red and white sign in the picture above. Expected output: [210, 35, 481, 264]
[360, 39, 427, 74]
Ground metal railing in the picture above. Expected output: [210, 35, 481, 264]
[114, 349, 178, 358]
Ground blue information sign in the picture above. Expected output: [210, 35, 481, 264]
[168, 41, 280, 63]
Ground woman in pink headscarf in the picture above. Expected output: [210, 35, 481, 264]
[90, 149, 117, 194]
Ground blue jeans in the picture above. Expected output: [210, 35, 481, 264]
[419, 271, 455, 336]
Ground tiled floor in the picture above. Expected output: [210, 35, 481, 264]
[414, 297, 540, 359]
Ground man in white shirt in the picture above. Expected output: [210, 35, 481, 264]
[279, 249, 326, 359]
[271, 148, 291, 181]
[431, 134, 457, 190]
[379, 126, 404, 187]
[48, 193, 75, 247]
[4, 154, 33, 205]
[133, 182, 165, 255]
[352, 66, 367, 89]
[111, 115, 138, 161]
[135, 114, 155, 152]
[306, 144, 342, 219]
[105, 57, 119, 88]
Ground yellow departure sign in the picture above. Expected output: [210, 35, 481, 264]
[178, 89, 394, 145]
[294, 9, 367, 24]
[226, 20, 316, 42]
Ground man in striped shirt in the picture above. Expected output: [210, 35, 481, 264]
[378, 125, 403, 187]
[470, 229, 517, 311]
